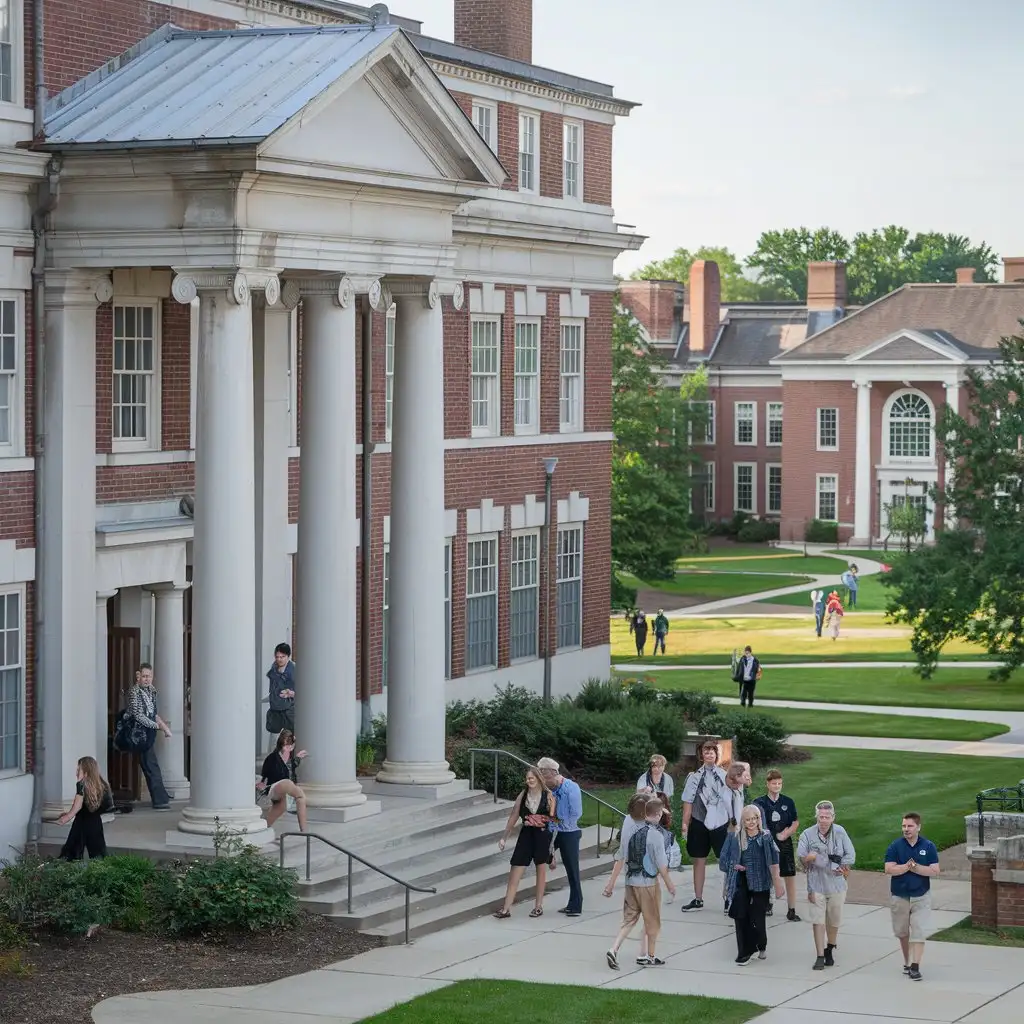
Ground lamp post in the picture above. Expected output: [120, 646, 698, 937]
[541, 457, 558, 704]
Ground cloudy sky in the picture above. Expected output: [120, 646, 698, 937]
[396, 0, 1024, 275]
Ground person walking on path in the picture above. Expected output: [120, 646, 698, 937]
[732, 645, 762, 707]
[680, 741, 730, 912]
[798, 800, 856, 970]
[629, 610, 649, 657]
[636, 754, 674, 798]
[825, 591, 844, 641]
[603, 793, 657, 963]
[885, 812, 940, 981]
[538, 757, 584, 916]
[258, 728, 309, 832]
[841, 565, 859, 609]
[754, 769, 801, 921]
[494, 766, 557, 919]
[128, 663, 172, 810]
[811, 590, 825, 638]
[720, 805, 785, 965]
[265, 642, 297, 736]
[653, 609, 670, 655]
[604, 794, 676, 970]
[56, 756, 113, 861]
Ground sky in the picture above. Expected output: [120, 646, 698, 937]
[392, 0, 1024, 277]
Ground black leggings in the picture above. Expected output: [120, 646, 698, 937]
[734, 888, 771, 958]
[60, 811, 107, 861]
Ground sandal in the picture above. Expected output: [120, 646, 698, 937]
[529, 907, 544, 918]
[493, 909, 511, 919]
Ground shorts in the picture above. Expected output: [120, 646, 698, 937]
[806, 889, 845, 928]
[686, 818, 728, 860]
[891, 893, 931, 942]
[510, 827, 554, 868]
[622, 883, 662, 936]
[774, 836, 796, 878]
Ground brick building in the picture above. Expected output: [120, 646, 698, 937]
[621, 260, 1024, 545]
[0, 0, 640, 854]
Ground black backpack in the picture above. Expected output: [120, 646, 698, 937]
[626, 824, 657, 879]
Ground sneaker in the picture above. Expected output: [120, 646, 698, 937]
[766, 903, 773, 917]
[636, 956, 653, 966]
[787, 908, 801, 923]
[813, 956, 826, 971]
[758, 950, 767, 960]
[649, 956, 665, 966]
[606, 950, 619, 971]
[908, 966, 922, 981]
[681, 898, 704, 912]
[735, 955, 753, 966]
[824, 945, 835, 968]
[903, 965, 911, 975]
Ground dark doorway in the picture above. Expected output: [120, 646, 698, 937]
[107, 625, 141, 800]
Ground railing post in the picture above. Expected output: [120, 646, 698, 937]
[493, 752, 499, 803]
[470, 751, 475, 792]
[306, 836, 312, 881]
[347, 854, 353, 913]
[405, 888, 411, 945]
[595, 801, 600, 858]
[978, 794, 985, 847]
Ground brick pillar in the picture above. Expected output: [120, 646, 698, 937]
[969, 848, 997, 928]
[454, 0, 532, 63]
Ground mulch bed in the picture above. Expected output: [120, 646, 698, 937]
[0, 913, 381, 1024]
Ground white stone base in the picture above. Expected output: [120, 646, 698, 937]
[376, 759, 456, 786]
[162, 778, 191, 801]
[176, 804, 271, 837]
[357, 778, 469, 800]
[167, 823, 276, 851]
[301, 781, 368, 810]
[306, 799, 382, 823]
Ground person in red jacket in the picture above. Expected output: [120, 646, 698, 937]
[825, 591, 844, 641]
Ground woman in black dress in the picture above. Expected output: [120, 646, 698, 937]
[494, 766, 556, 919]
[57, 756, 112, 861]
[258, 729, 309, 832]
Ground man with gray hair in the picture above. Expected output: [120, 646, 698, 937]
[538, 757, 584, 916]
[797, 800, 856, 970]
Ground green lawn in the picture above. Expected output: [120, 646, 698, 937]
[676, 554, 850, 574]
[610, 652, 989, 666]
[764, 706, 1006, 741]
[639, 665, 1024, 711]
[930, 918, 1024, 948]
[756, 573, 890, 612]
[622, 570, 810, 602]
[583, 749, 1024, 871]
[361, 981, 764, 1024]
[825, 548, 903, 563]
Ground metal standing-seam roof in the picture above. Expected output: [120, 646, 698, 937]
[43, 24, 402, 149]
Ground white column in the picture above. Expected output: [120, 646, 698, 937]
[150, 583, 190, 799]
[41, 271, 110, 816]
[853, 381, 873, 544]
[290, 276, 366, 811]
[95, 590, 117, 780]
[170, 268, 276, 842]
[943, 379, 960, 528]
[378, 280, 454, 786]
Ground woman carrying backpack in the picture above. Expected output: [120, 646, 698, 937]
[495, 766, 557, 919]
[56, 756, 113, 861]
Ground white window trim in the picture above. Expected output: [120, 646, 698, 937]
[734, 401, 757, 447]
[471, 99, 498, 154]
[701, 400, 716, 445]
[816, 407, 839, 452]
[518, 110, 540, 194]
[111, 299, 162, 454]
[286, 305, 298, 449]
[734, 462, 757, 514]
[562, 119, 583, 201]
[815, 473, 839, 522]
[704, 461, 715, 512]
[559, 318, 585, 434]
[510, 528, 540, 663]
[466, 532, 500, 674]
[0, 1, 26, 109]
[883, 388, 936, 465]
[470, 315, 501, 439]
[555, 523, 583, 651]
[513, 317, 541, 436]
[766, 462, 783, 516]
[0, 582, 26, 779]
[381, 542, 390, 689]
[0, 292, 25, 459]
[385, 302, 396, 443]
[766, 401, 783, 447]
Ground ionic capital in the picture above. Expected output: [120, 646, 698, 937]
[278, 275, 355, 310]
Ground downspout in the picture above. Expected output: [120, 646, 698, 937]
[359, 298, 374, 737]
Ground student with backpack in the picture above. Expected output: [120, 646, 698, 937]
[731, 646, 762, 707]
[603, 794, 676, 970]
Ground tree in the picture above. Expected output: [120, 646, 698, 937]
[632, 245, 784, 301]
[611, 302, 707, 597]
[883, 332, 1024, 678]
[745, 228, 850, 300]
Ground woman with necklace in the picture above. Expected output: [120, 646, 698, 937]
[494, 766, 556, 919]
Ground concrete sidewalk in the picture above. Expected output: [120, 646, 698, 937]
[786, 733, 1024, 758]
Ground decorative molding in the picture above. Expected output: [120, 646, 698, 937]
[387, 278, 439, 306]
[281, 279, 302, 310]
[427, 280, 439, 309]
[466, 497, 506, 536]
[556, 490, 590, 524]
[451, 281, 465, 311]
[284, 276, 355, 307]
[264, 274, 281, 307]
[339, 276, 355, 309]
[468, 283, 506, 316]
[43, 269, 114, 309]
[511, 494, 546, 530]
[367, 279, 393, 313]
[559, 288, 590, 319]
[514, 286, 546, 318]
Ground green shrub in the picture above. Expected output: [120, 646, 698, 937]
[476, 685, 551, 749]
[624, 678, 660, 705]
[370, 713, 388, 761]
[805, 519, 839, 543]
[704, 710, 789, 766]
[662, 689, 720, 730]
[446, 737, 532, 800]
[737, 519, 780, 543]
[573, 678, 626, 712]
[726, 511, 751, 538]
[446, 698, 487, 738]
[78, 854, 163, 932]
[611, 569, 637, 611]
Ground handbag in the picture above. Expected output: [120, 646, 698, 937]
[113, 709, 156, 754]
[265, 707, 293, 734]
[728, 870, 750, 920]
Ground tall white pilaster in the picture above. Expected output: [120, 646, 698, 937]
[95, 590, 117, 780]
[853, 381, 873, 544]
[150, 583, 190, 799]
[291, 276, 366, 812]
[378, 280, 455, 786]
[41, 271, 110, 815]
[170, 268, 278, 842]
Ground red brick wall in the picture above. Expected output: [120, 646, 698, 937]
[499, 288, 516, 436]
[162, 299, 191, 450]
[539, 112, 563, 198]
[454, 0, 533, 64]
[0, 472, 34, 546]
[584, 292, 613, 432]
[288, 456, 300, 524]
[449, 90, 474, 121]
[497, 102, 519, 191]
[95, 304, 113, 454]
[539, 291, 561, 435]
[619, 280, 679, 344]
[96, 462, 194, 503]
[444, 295, 471, 440]
[583, 122, 613, 206]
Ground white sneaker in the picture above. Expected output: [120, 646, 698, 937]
[758, 950, 767, 960]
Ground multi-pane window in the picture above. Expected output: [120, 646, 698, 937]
[735, 463, 755, 513]
[563, 121, 582, 199]
[704, 462, 716, 512]
[701, 401, 716, 444]
[817, 407, 838, 450]
[734, 402, 755, 445]
[0, 590, 22, 771]
[767, 402, 783, 446]
[472, 101, 496, 152]
[113, 304, 156, 446]
[444, 540, 451, 680]
[889, 393, 932, 459]
[514, 320, 540, 434]
[471, 317, 500, 436]
[559, 322, 583, 431]
[518, 112, 538, 192]
[466, 538, 498, 670]
[0, 299, 15, 447]
[0, 0, 12, 104]
[556, 526, 583, 650]
[817, 474, 838, 521]
[767, 464, 783, 514]
[381, 547, 390, 687]
[510, 532, 539, 660]
[385, 304, 396, 441]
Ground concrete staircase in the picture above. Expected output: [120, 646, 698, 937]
[282, 781, 617, 943]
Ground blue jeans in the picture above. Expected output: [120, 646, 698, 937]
[847, 588, 857, 609]
[139, 744, 170, 808]
[554, 830, 583, 913]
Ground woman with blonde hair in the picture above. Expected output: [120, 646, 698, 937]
[494, 765, 556, 918]
[637, 754, 674, 798]
[57, 756, 113, 860]
[258, 729, 309, 831]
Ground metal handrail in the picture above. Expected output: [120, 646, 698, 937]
[975, 783, 1024, 846]
[278, 831, 436, 945]
[467, 747, 625, 858]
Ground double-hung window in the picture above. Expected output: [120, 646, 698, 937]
[518, 112, 538, 192]
[0, 588, 23, 773]
[510, 532, 539, 660]
[0, 0, 14, 104]
[817, 407, 838, 450]
[563, 121, 582, 199]
[704, 462, 716, 512]
[381, 546, 391, 687]
[113, 303, 159, 450]
[559, 321, 584, 432]
[734, 463, 756, 513]
[767, 464, 783, 515]
[466, 537, 498, 671]
[556, 526, 583, 650]
[0, 297, 19, 453]
[701, 400, 716, 444]
[385, 303, 396, 441]
[514, 319, 540, 434]
[734, 402, 755, 445]
[816, 474, 838, 521]
[471, 100, 497, 153]
[471, 317, 500, 437]
[767, 402, 783, 446]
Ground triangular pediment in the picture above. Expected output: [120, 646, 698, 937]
[844, 329, 967, 364]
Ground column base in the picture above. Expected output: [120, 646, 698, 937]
[301, 780, 368, 810]
[175, 804, 271, 843]
[307, 800, 382, 824]
[162, 778, 191, 801]
[376, 759, 456, 787]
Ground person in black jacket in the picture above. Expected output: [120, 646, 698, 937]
[733, 646, 762, 707]
[629, 610, 649, 657]
[258, 729, 308, 831]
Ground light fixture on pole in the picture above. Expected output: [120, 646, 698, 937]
[541, 457, 558, 704]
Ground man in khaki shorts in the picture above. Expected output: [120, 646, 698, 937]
[885, 812, 940, 981]
[797, 800, 856, 970]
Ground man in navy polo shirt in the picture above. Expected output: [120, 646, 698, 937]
[884, 812, 940, 981]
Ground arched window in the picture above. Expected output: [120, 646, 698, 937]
[888, 393, 932, 459]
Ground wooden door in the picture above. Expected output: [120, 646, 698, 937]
[108, 626, 141, 800]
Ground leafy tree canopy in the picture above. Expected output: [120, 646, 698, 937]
[631, 245, 785, 302]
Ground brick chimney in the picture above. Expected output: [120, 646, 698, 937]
[1003, 258, 1024, 283]
[807, 261, 847, 310]
[454, 0, 533, 63]
[689, 260, 721, 353]
[956, 267, 976, 284]
[618, 280, 681, 344]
